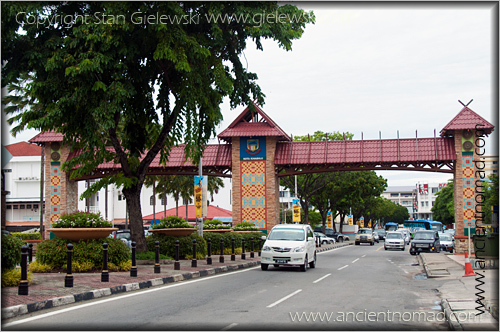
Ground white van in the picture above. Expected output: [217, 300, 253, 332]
[260, 224, 317, 272]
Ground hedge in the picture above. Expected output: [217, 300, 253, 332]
[1, 234, 24, 271]
[11, 232, 42, 241]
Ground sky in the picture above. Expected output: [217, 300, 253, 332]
[2, 2, 498, 209]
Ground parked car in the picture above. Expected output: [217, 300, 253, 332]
[314, 227, 350, 242]
[373, 232, 380, 243]
[396, 229, 411, 245]
[384, 231, 405, 251]
[373, 229, 386, 241]
[438, 232, 454, 253]
[409, 230, 441, 255]
[355, 228, 375, 246]
[444, 228, 455, 236]
[113, 229, 131, 248]
[261, 224, 317, 272]
[314, 232, 335, 245]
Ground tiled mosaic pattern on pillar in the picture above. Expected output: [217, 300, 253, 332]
[462, 154, 475, 227]
[241, 161, 266, 229]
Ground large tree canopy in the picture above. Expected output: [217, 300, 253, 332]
[2, 2, 314, 251]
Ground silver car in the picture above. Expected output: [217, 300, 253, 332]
[384, 231, 405, 251]
[314, 232, 335, 245]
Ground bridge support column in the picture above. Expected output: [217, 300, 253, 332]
[43, 142, 78, 239]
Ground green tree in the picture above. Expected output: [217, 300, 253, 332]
[2, 2, 314, 251]
[431, 180, 455, 225]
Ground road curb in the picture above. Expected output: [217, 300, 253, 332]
[1, 261, 260, 320]
[316, 242, 353, 253]
[441, 299, 464, 331]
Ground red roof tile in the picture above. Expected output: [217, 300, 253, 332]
[5, 142, 42, 156]
[440, 107, 494, 136]
[275, 137, 456, 165]
[143, 204, 232, 222]
[29, 131, 64, 143]
[218, 101, 291, 142]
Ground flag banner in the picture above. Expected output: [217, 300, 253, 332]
[292, 198, 301, 223]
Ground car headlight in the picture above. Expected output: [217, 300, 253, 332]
[293, 246, 305, 252]
[262, 245, 271, 252]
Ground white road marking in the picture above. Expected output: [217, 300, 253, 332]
[361, 254, 366, 258]
[337, 265, 349, 270]
[221, 323, 238, 330]
[267, 289, 302, 308]
[313, 273, 331, 284]
[3, 266, 261, 327]
[316, 245, 350, 255]
[352, 258, 359, 263]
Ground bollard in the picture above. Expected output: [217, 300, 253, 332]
[192, 239, 197, 268]
[241, 238, 246, 260]
[207, 238, 212, 265]
[28, 243, 33, 263]
[250, 237, 254, 258]
[101, 243, 109, 282]
[231, 238, 235, 261]
[154, 241, 161, 273]
[174, 240, 180, 270]
[219, 238, 224, 263]
[315, 236, 318, 247]
[18, 245, 29, 295]
[65, 243, 74, 287]
[130, 241, 137, 277]
[258, 237, 262, 257]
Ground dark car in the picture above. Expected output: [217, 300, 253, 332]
[314, 227, 350, 242]
[373, 229, 386, 241]
[409, 230, 441, 255]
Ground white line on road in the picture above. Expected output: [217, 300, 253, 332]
[337, 265, 349, 270]
[352, 258, 359, 263]
[313, 273, 332, 284]
[221, 323, 238, 330]
[267, 289, 302, 308]
[3, 266, 261, 327]
[361, 254, 366, 258]
[316, 245, 350, 255]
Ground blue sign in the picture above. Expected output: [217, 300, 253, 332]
[240, 137, 266, 160]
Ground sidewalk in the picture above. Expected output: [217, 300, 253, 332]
[1, 242, 351, 320]
[419, 253, 499, 330]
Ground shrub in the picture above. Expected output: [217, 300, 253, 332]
[51, 211, 112, 228]
[135, 251, 171, 260]
[151, 216, 194, 229]
[1, 234, 24, 271]
[28, 261, 54, 273]
[11, 232, 42, 240]
[36, 238, 130, 269]
[233, 222, 260, 231]
[146, 233, 206, 259]
[1, 268, 33, 287]
[204, 219, 231, 230]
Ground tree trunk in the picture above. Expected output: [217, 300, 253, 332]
[123, 187, 147, 252]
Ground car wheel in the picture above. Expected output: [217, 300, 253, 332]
[300, 255, 308, 272]
[384, 246, 387, 250]
[261, 263, 269, 271]
[370, 242, 374, 246]
[309, 253, 316, 268]
[355, 241, 359, 245]
[401, 245, 405, 251]
[410, 252, 416, 255]
[274, 264, 280, 268]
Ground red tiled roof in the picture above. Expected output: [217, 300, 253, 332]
[218, 101, 291, 142]
[5, 142, 42, 156]
[29, 131, 63, 143]
[440, 107, 494, 136]
[143, 204, 232, 221]
[275, 137, 456, 165]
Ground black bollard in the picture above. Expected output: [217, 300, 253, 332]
[192, 239, 197, 268]
[174, 240, 180, 270]
[101, 243, 109, 282]
[250, 237, 254, 258]
[130, 241, 137, 277]
[154, 241, 161, 273]
[258, 237, 262, 257]
[65, 243, 74, 287]
[219, 238, 224, 263]
[231, 238, 235, 261]
[18, 245, 29, 295]
[28, 243, 33, 263]
[241, 238, 246, 260]
[207, 238, 212, 265]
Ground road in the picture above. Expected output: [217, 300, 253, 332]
[3, 242, 450, 331]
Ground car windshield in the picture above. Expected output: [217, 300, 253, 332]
[358, 229, 371, 234]
[268, 229, 305, 241]
[439, 234, 452, 241]
[413, 232, 434, 240]
[115, 233, 130, 240]
[386, 233, 403, 239]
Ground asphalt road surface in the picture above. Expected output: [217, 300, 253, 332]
[3, 242, 450, 331]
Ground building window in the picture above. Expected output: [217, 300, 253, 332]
[150, 195, 155, 205]
[390, 193, 399, 197]
[421, 202, 425, 208]
[6, 205, 11, 210]
[33, 204, 39, 209]
[26, 204, 32, 209]
[19, 205, 25, 209]
[4, 169, 12, 172]
[161, 197, 167, 205]
[493, 161, 498, 165]
[13, 205, 18, 209]
[432, 188, 438, 194]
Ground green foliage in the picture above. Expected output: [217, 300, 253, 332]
[151, 216, 194, 229]
[431, 181, 455, 225]
[203, 232, 263, 255]
[204, 219, 231, 229]
[135, 251, 171, 260]
[146, 233, 207, 259]
[1, 268, 33, 287]
[1, 234, 24, 271]
[35, 238, 130, 268]
[51, 211, 113, 228]
[233, 222, 259, 231]
[2, 1, 313, 253]
[28, 261, 55, 273]
[11, 232, 42, 240]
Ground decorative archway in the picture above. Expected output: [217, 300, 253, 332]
[30, 102, 494, 252]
